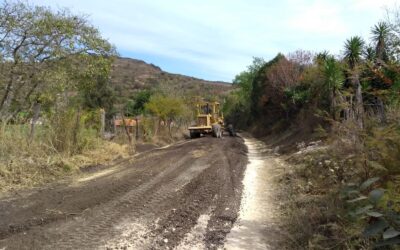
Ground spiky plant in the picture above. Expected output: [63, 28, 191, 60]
[344, 36, 365, 69]
[323, 55, 344, 119]
[371, 22, 390, 61]
[324, 56, 344, 92]
[343, 36, 365, 128]
[364, 46, 376, 62]
[315, 50, 330, 65]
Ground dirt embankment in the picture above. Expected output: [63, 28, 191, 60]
[0, 136, 247, 250]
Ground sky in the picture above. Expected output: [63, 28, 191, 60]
[33, 0, 398, 82]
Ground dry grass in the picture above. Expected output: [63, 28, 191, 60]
[0, 118, 186, 193]
[278, 126, 384, 249]
[0, 124, 129, 192]
[279, 146, 357, 249]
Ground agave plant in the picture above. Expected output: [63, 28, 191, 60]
[342, 177, 400, 247]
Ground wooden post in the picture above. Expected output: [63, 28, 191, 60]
[72, 107, 81, 152]
[99, 108, 105, 138]
[168, 119, 172, 137]
[135, 116, 139, 141]
[120, 112, 132, 144]
[113, 116, 117, 134]
[28, 101, 41, 144]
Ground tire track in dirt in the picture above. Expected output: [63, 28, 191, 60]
[0, 141, 194, 240]
[0, 137, 247, 250]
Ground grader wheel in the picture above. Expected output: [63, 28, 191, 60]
[189, 130, 200, 139]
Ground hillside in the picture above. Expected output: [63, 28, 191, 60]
[110, 57, 232, 99]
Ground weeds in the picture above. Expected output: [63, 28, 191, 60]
[279, 105, 400, 249]
[0, 117, 128, 192]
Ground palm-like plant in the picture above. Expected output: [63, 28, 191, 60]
[343, 36, 365, 128]
[371, 22, 390, 61]
[315, 50, 330, 65]
[324, 56, 344, 92]
[364, 46, 376, 62]
[344, 36, 365, 69]
[323, 55, 344, 119]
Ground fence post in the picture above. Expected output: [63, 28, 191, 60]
[100, 108, 105, 138]
[135, 116, 139, 141]
[120, 112, 132, 144]
[28, 101, 41, 145]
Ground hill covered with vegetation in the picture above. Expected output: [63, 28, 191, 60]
[110, 57, 232, 102]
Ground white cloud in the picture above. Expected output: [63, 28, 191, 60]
[286, 0, 348, 35]
[350, 0, 398, 11]
[33, 0, 394, 81]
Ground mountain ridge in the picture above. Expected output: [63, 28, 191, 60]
[110, 57, 232, 100]
[115, 56, 231, 85]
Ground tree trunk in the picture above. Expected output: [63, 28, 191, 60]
[168, 119, 172, 137]
[135, 117, 139, 141]
[99, 108, 105, 138]
[376, 98, 386, 123]
[154, 118, 161, 137]
[330, 90, 336, 120]
[112, 116, 117, 133]
[28, 102, 41, 145]
[354, 75, 364, 129]
[0, 76, 15, 119]
[121, 113, 132, 144]
[72, 107, 81, 154]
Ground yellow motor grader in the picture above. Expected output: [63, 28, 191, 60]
[188, 101, 225, 138]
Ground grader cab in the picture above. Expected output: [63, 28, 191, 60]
[188, 101, 224, 138]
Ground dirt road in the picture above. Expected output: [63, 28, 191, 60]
[0, 136, 247, 250]
[224, 137, 283, 249]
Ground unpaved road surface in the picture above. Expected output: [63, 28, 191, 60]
[225, 137, 283, 249]
[0, 136, 247, 249]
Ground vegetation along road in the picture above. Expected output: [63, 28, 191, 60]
[3, 0, 400, 249]
[0, 136, 268, 250]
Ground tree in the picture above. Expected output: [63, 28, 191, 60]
[265, 55, 305, 119]
[125, 89, 152, 117]
[233, 57, 265, 103]
[322, 55, 344, 120]
[0, 1, 116, 122]
[364, 46, 376, 62]
[82, 75, 115, 113]
[229, 57, 266, 126]
[250, 54, 284, 119]
[145, 95, 186, 136]
[344, 36, 365, 128]
[315, 51, 330, 65]
[371, 22, 391, 62]
[344, 36, 364, 70]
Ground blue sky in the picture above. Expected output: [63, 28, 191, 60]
[34, 0, 397, 82]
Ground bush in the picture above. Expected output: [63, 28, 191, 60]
[46, 108, 98, 155]
[0, 109, 128, 192]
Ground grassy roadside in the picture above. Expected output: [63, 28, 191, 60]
[0, 123, 189, 193]
[0, 126, 130, 192]
[262, 124, 400, 249]
[257, 137, 361, 249]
